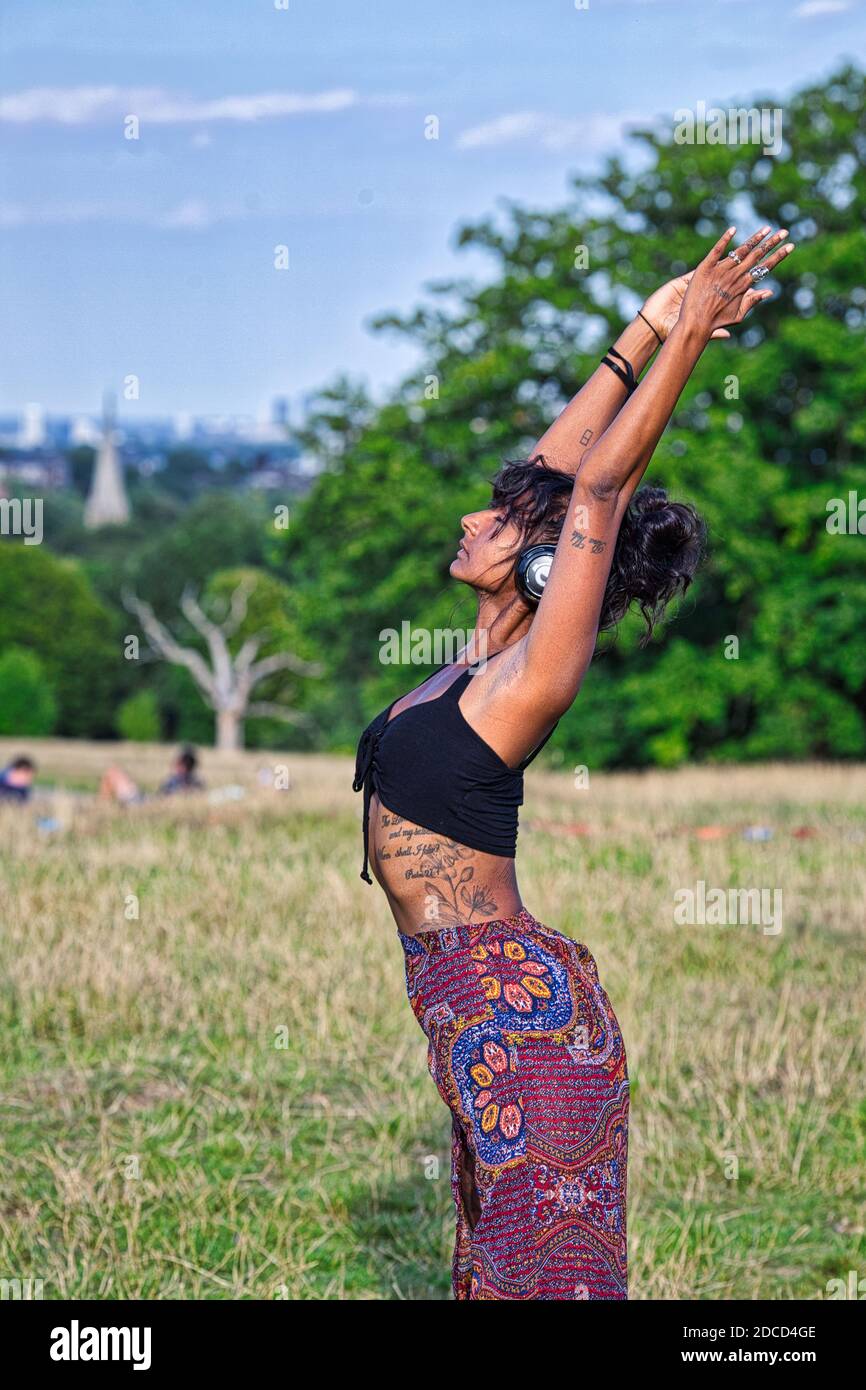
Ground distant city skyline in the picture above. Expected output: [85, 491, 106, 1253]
[0, 389, 311, 443]
[2, 0, 863, 415]
[0, 391, 312, 505]
[0, 395, 304, 450]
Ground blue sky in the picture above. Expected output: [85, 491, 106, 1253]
[1, 0, 863, 420]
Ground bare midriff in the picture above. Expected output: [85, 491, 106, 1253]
[368, 791, 524, 937]
[364, 654, 540, 936]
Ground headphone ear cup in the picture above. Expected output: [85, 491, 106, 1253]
[515, 544, 556, 604]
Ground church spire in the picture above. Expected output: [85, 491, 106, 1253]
[84, 390, 130, 528]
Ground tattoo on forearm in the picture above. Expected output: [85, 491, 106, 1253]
[570, 529, 607, 554]
[580, 428, 594, 446]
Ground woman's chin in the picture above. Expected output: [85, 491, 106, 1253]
[449, 554, 469, 580]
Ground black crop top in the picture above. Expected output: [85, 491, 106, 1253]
[352, 663, 557, 883]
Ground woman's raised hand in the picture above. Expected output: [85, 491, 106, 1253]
[640, 272, 705, 342]
[678, 226, 795, 342]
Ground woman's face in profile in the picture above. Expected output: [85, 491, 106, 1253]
[449, 503, 524, 596]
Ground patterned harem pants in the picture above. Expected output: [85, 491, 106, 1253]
[399, 908, 628, 1300]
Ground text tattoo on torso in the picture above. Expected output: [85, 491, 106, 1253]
[377, 811, 499, 923]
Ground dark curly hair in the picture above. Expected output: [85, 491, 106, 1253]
[490, 457, 705, 643]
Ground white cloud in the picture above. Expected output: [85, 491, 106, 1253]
[793, 0, 853, 14]
[0, 199, 123, 226]
[0, 197, 236, 229]
[0, 86, 358, 125]
[157, 199, 213, 230]
[456, 110, 643, 154]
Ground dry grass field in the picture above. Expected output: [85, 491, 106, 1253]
[0, 737, 864, 1300]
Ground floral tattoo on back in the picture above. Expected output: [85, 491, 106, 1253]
[377, 811, 499, 924]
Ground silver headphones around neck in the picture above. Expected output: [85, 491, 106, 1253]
[515, 544, 556, 605]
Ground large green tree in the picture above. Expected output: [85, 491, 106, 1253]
[0, 545, 120, 737]
[279, 65, 866, 766]
[0, 648, 57, 736]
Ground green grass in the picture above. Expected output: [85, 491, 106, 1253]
[0, 740, 864, 1298]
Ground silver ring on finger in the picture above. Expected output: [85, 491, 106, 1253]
[749, 264, 770, 282]
[728, 251, 742, 264]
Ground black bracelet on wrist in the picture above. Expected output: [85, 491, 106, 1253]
[600, 345, 637, 395]
[637, 309, 664, 346]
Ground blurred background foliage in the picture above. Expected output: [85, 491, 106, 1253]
[282, 63, 866, 766]
[2, 65, 864, 766]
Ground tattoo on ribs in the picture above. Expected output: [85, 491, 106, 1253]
[376, 811, 498, 924]
[570, 528, 607, 554]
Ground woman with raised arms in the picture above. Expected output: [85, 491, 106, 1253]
[354, 226, 794, 1300]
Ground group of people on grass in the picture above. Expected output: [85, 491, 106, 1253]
[0, 747, 205, 806]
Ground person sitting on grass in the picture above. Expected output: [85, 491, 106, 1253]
[159, 746, 204, 795]
[99, 746, 205, 804]
[0, 755, 37, 803]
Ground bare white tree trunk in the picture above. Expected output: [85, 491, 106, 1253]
[123, 580, 321, 751]
[216, 708, 242, 751]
